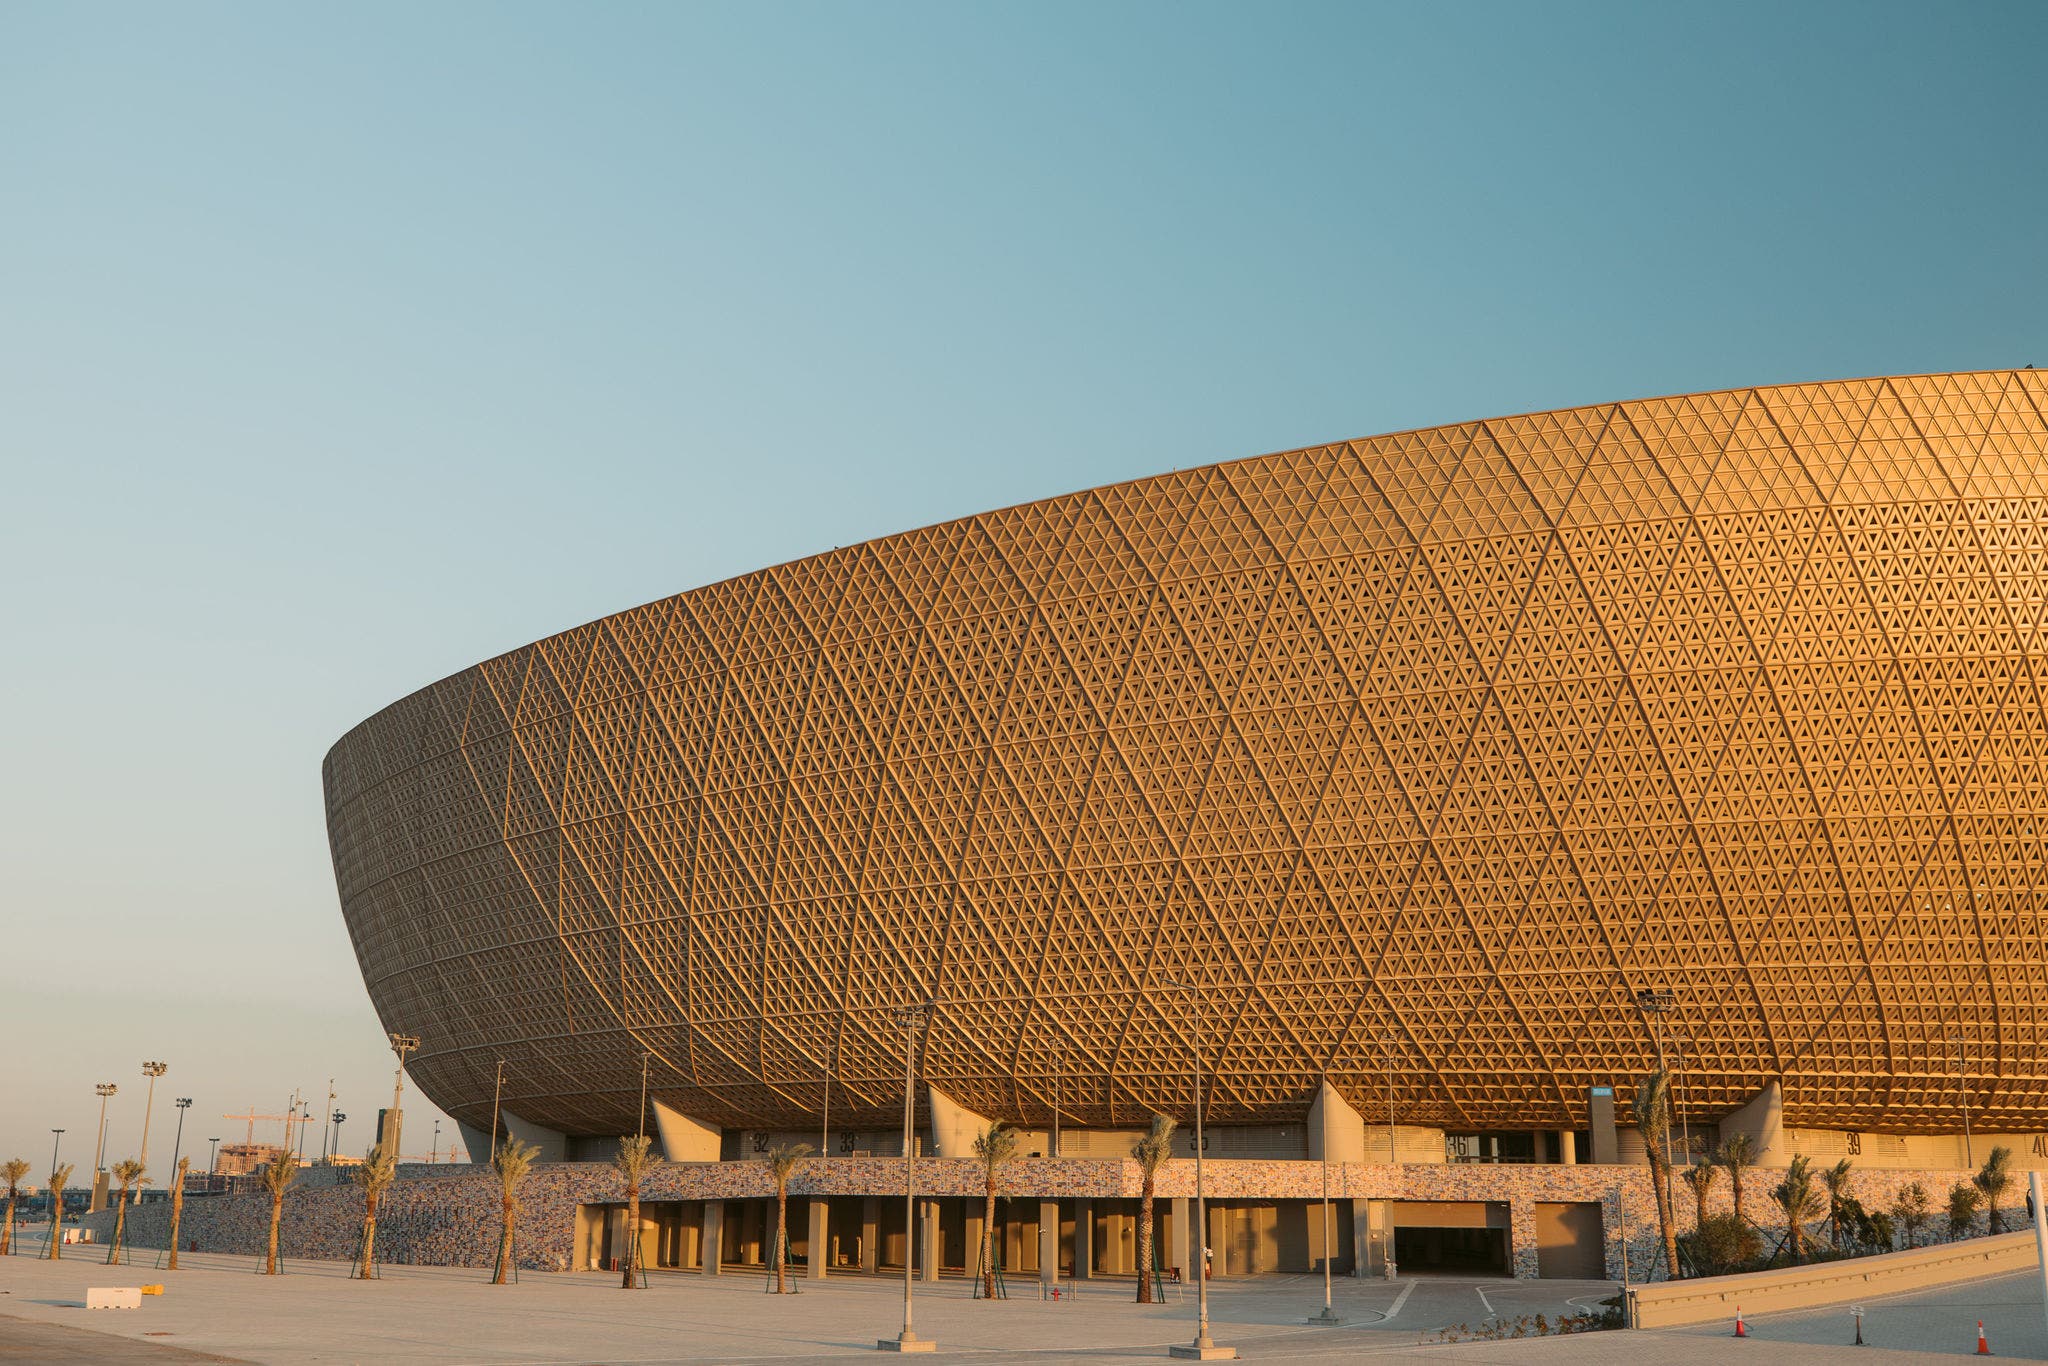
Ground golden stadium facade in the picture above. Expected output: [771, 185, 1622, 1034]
[325, 370, 2048, 1149]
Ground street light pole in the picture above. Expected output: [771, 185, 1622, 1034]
[388, 1034, 420, 1162]
[138, 1062, 167, 1173]
[489, 1059, 506, 1164]
[1164, 977, 1234, 1361]
[1949, 1036, 1974, 1168]
[170, 1100, 192, 1188]
[48, 1130, 63, 1226]
[92, 1085, 116, 1179]
[639, 1052, 651, 1143]
[1634, 991, 1676, 1171]
[880, 1000, 936, 1354]
[208, 1138, 221, 1175]
[321, 1080, 336, 1162]
[1310, 1069, 1341, 1325]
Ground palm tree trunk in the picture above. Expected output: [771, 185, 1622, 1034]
[47, 1199, 60, 1260]
[1648, 1160, 1679, 1281]
[266, 1195, 282, 1274]
[774, 1189, 788, 1294]
[108, 1195, 128, 1264]
[495, 1194, 514, 1284]
[1731, 1170, 1745, 1226]
[168, 1183, 184, 1271]
[622, 1186, 639, 1287]
[982, 1185, 997, 1299]
[3, 1195, 15, 1255]
[361, 1193, 379, 1277]
[1136, 1178, 1156, 1304]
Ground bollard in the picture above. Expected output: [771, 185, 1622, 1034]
[1852, 1305, 1863, 1346]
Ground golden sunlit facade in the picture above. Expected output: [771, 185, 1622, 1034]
[326, 370, 2048, 1146]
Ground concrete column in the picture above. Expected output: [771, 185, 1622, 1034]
[701, 1200, 723, 1275]
[1349, 1200, 1375, 1277]
[965, 1206, 985, 1280]
[1171, 1197, 1191, 1280]
[861, 1196, 880, 1272]
[1590, 1087, 1620, 1164]
[918, 1199, 940, 1282]
[1207, 1204, 1228, 1279]
[1073, 1199, 1093, 1279]
[1039, 1201, 1059, 1287]
[1555, 1130, 1577, 1165]
[1308, 1081, 1367, 1163]
[807, 1198, 829, 1279]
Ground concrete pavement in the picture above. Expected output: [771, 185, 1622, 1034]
[2, 1227, 2040, 1363]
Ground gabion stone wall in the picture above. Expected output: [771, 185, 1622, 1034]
[76, 1158, 2004, 1283]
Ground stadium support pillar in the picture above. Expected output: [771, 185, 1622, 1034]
[701, 1201, 723, 1275]
[1307, 1080, 1366, 1163]
[499, 1110, 566, 1163]
[918, 1199, 940, 1282]
[1172, 1197, 1192, 1281]
[650, 1099, 722, 1163]
[1589, 1088, 1619, 1165]
[1039, 1201, 1059, 1288]
[1073, 1199, 1093, 1279]
[1555, 1130, 1577, 1165]
[927, 1087, 992, 1158]
[1718, 1081, 1786, 1166]
[808, 1198, 829, 1279]
[861, 1196, 880, 1272]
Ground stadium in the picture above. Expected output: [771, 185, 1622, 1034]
[325, 371, 2048, 1277]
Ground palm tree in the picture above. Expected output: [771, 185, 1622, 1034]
[1635, 1068, 1682, 1278]
[351, 1143, 397, 1278]
[614, 1134, 657, 1288]
[1, 1158, 29, 1255]
[762, 1142, 811, 1294]
[258, 1153, 300, 1274]
[1770, 1155, 1825, 1264]
[971, 1122, 1019, 1299]
[491, 1138, 540, 1284]
[106, 1159, 146, 1264]
[1679, 1159, 1717, 1228]
[1714, 1133, 1759, 1226]
[1821, 1159, 1855, 1251]
[166, 1158, 190, 1270]
[1947, 1181, 1984, 1240]
[1974, 1146, 2014, 1235]
[44, 1163, 72, 1260]
[1131, 1114, 1178, 1303]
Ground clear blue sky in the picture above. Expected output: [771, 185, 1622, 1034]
[3, 1, 2043, 1173]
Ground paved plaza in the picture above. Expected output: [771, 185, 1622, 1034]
[0, 1229, 2041, 1364]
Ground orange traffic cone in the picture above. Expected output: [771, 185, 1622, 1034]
[1977, 1319, 1991, 1354]
[1733, 1306, 1747, 1338]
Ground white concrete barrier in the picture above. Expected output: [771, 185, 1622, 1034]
[86, 1287, 143, 1310]
[1628, 1230, 2037, 1328]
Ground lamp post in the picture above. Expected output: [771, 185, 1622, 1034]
[1162, 977, 1234, 1361]
[1948, 1036, 1974, 1168]
[138, 1062, 167, 1170]
[489, 1059, 506, 1163]
[207, 1138, 221, 1176]
[169, 1100, 192, 1191]
[1310, 1068, 1341, 1325]
[432, 1120, 442, 1164]
[879, 999, 935, 1354]
[92, 1084, 117, 1177]
[1634, 991, 1676, 1170]
[320, 1080, 336, 1162]
[48, 1130, 63, 1225]
[638, 1052, 651, 1143]
[388, 1034, 420, 1161]
[821, 1036, 835, 1159]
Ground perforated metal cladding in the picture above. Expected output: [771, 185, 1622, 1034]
[326, 371, 2048, 1142]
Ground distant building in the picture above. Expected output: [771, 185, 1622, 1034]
[214, 1142, 287, 1177]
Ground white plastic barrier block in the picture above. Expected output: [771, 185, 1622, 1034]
[86, 1288, 143, 1310]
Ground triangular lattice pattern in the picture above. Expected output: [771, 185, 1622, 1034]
[326, 370, 2048, 1141]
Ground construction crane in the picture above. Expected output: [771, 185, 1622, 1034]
[221, 1107, 296, 1150]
